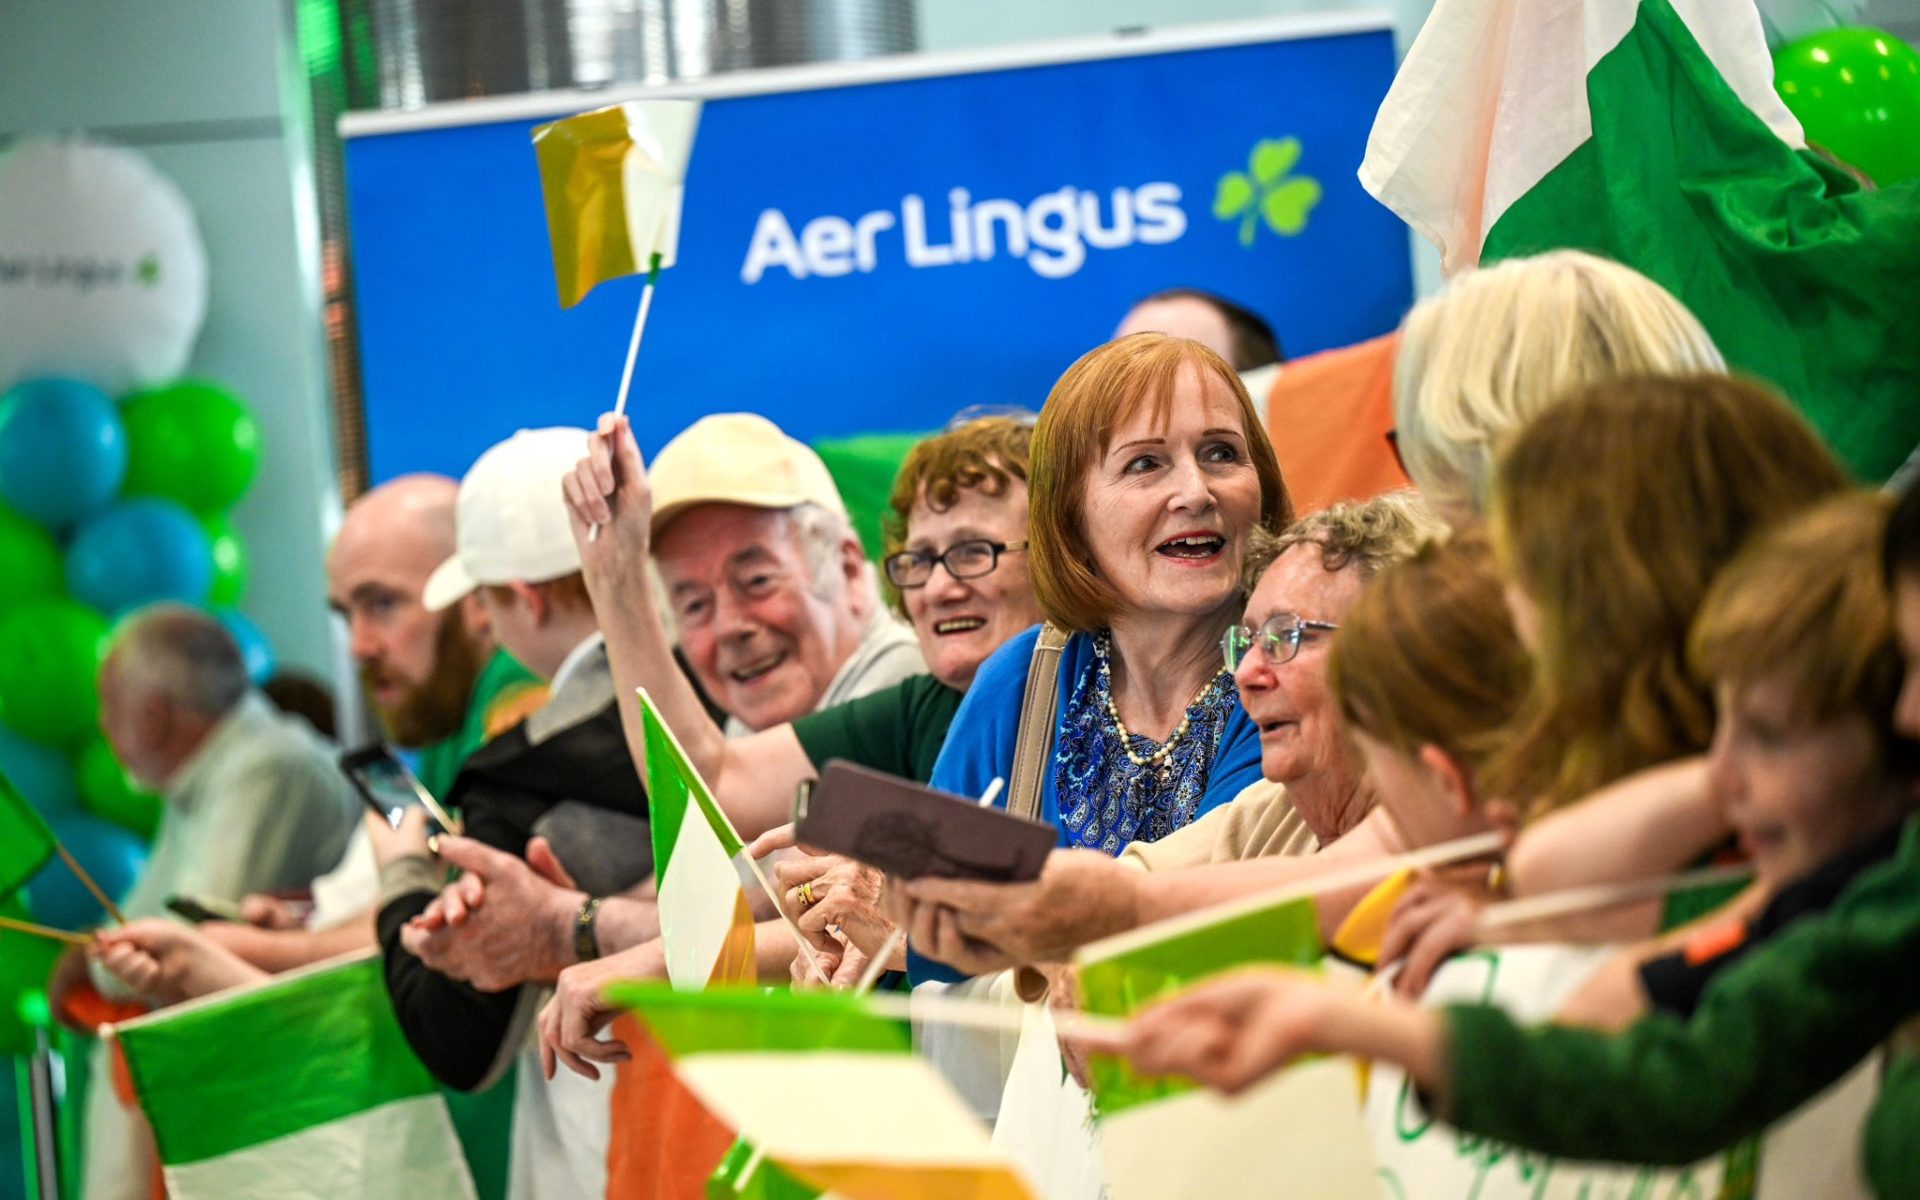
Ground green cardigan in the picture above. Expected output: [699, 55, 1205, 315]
[1442, 818, 1920, 1197]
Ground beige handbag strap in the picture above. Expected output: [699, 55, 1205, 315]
[1007, 623, 1071, 821]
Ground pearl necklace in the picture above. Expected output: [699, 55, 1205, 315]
[1097, 633, 1228, 785]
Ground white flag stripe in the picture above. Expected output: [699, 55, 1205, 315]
[162, 1095, 475, 1200]
[658, 797, 748, 988]
[616, 101, 700, 269]
[676, 1053, 1008, 1167]
[1361, 0, 1802, 273]
[1101, 1059, 1379, 1200]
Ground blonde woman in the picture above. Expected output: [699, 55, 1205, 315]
[1392, 249, 1724, 526]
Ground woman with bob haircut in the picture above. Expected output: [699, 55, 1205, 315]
[1392, 249, 1725, 525]
[904, 332, 1289, 983]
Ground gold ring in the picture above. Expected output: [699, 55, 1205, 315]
[799, 881, 817, 906]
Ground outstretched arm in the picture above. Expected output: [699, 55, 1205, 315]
[562, 412, 816, 840]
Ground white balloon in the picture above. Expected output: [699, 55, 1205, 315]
[0, 138, 208, 396]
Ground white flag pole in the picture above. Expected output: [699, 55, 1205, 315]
[589, 252, 662, 542]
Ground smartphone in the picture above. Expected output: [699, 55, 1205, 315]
[339, 745, 460, 837]
[796, 759, 1056, 883]
[165, 893, 244, 924]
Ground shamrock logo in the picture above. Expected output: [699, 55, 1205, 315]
[1212, 137, 1323, 246]
[135, 253, 160, 287]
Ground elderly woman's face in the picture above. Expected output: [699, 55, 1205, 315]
[1079, 366, 1263, 626]
[898, 480, 1041, 691]
[1233, 543, 1367, 800]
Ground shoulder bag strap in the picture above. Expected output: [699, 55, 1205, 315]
[1007, 623, 1070, 822]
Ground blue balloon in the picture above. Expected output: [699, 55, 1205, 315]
[22, 814, 146, 930]
[0, 725, 79, 817]
[0, 379, 127, 529]
[215, 609, 275, 685]
[64, 498, 214, 616]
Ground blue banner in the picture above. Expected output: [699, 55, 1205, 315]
[343, 23, 1410, 482]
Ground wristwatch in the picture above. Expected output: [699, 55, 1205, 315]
[573, 896, 603, 963]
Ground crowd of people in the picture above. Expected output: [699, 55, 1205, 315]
[47, 255, 1920, 1198]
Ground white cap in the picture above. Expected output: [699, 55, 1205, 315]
[423, 427, 590, 612]
[649, 413, 847, 538]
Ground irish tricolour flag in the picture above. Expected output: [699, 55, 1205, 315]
[642, 689, 758, 988]
[532, 100, 700, 308]
[615, 984, 1036, 1200]
[1072, 894, 1380, 1199]
[112, 953, 475, 1200]
[1363, 0, 1920, 481]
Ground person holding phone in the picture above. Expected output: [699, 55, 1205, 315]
[58, 606, 362, 1200]
[371, 429, 660, 1089]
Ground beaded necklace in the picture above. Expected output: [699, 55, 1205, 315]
[1096, 632, 1232, 786]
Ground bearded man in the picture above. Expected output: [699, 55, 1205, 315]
[328, 473, 545, 794]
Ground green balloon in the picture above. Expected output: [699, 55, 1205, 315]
[0, 502, 63, 610]
[0, 893, 63, 1055]
[0, 599, 109, 747]
[1774, 27, 1920, 186]
[76, 735, 161, 839]
[204, 514, 250, 607]
[120, 380, 263, 516]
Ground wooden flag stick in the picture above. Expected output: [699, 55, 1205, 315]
[54, 841, 125, 926]
[0, 914, 92, 947]
[860, 988, 1129, 1045]
[1077, 830, 1509, 965]
[1475, 862, 1754, 935]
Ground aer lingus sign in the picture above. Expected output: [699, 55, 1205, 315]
[341, 16, 1408, 482]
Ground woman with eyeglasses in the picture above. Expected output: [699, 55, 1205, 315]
[894, 492, 1443, 978]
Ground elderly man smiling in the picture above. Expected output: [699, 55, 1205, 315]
[649, 412, 923, 732]
[399, 412, 923, 989]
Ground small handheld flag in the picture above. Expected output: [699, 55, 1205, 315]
[533, 100, 701, 310]
[0, 770, 57, 905]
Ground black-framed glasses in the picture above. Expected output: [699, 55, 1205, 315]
[1220, 612, 1339, 670]
[884, 539, 1028, 588]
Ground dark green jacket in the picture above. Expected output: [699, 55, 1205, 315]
[1443, 818, 1920, 1197]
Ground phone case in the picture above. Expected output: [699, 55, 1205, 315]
[797, 759, 1056, 882]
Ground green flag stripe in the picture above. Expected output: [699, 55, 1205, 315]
[643, 699, 693, 878]
[117, 957, 437, 1164]
[1078, 895, 1323, 1114]
[643, 695, 745, 879]
[609, 983, 912, 1057]
[1483, 0, 1920, 482]
[0, 771, 56, 904]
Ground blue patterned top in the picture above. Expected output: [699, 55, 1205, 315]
[916, 625, 1265, 986]
[1054, 634, 1242, 853]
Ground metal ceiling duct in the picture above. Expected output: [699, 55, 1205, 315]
[341, 0, 919, 110]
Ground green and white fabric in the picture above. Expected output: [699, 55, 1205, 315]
[112, 952, 475, 1200]
[1071, 892, 1379, 1198]
[642, 690, 758, 989]
[613, 983, 1034, 1200]
[1362, 0, 1920, 481]
[1075, 892, 1325, 1113]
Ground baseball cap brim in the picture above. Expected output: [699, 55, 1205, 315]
[421, 554, 477, 613]
[651, 486, 822, 537]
